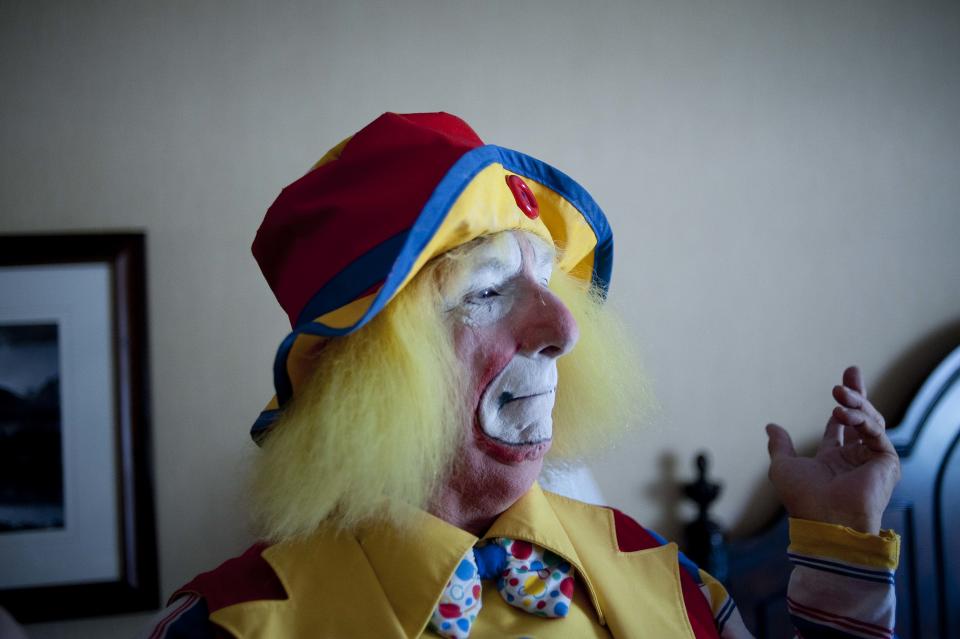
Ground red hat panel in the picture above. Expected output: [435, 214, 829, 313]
[253, 112, 484, 327]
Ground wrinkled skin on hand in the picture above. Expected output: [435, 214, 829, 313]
[765, 366, 901, 534]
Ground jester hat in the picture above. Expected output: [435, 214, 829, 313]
[251, 112, 613, 441]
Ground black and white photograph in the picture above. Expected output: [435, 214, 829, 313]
[0, 323, 64, 533]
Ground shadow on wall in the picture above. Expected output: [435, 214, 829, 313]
[871, 317, 960, 428]
[644, 450, 684, 540]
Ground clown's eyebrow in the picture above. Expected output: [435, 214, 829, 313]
[527, 237, 557, 271]
[469, 255, 522, 279]
[535, 246, 555, 269]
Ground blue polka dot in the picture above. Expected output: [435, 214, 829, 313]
[554, 602, 569, 616]
[465, 598, 473, 606]
[550, 589, 559, 597]
[530, 560, 543, 571]
[506, 593, 515, 602]
[559, 561, 571, 573]
[455, 559, 475, 580]
[441, 621, 451, 630]
[456, 618, 470, 631]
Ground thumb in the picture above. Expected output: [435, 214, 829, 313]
[766, 423, 796, 460]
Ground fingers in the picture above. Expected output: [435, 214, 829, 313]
[833, 366, 887, 440]
[832, 406, 881, 437]
[766, 423, 797, 460]
[832, 406, 896, 456]
[831, 365, 897, 460]
[819, 416, 844, 450]
[842, 365, 866, 396]
[832, 385, 886, 428]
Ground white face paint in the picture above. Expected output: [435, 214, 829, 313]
[440, 232, 561, 453]
[477, 356, 558, 445]
[440, 232, 524, 327]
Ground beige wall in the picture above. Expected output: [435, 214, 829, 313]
[2, 1, 958, 636]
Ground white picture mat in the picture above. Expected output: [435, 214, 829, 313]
[0, 263, 121, 588]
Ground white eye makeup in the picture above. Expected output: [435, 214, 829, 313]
[439, 232, 555, 327]
[524, 233, 556, 287]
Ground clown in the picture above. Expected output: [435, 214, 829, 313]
[148, 113, 901, 638]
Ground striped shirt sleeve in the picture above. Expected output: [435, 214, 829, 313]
[140, 594, 222, 639]
[696, 569, 753, 638]
[786, 518, 899, 639]
[693, 518, 899, 639]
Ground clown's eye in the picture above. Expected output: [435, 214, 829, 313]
[467, 287, 501, 304]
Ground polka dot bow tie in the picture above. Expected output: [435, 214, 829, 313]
[429, 538, 575, 638]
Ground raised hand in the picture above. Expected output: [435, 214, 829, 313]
[765, 366, 901, 534]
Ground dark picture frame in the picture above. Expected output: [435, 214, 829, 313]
[0, 233, 158, 622]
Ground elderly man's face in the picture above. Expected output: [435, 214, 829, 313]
[440, 231, 579, 485]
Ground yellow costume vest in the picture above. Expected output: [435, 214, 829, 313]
[184, 485, 714, 638]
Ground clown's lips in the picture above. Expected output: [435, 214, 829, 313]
[475, 387, 556, 464]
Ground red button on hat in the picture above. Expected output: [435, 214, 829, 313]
[505, 175, 539, 219]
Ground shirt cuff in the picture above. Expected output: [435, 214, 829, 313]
[788, 517, 900, 571]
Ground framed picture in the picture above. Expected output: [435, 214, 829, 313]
[0, 233, 158, 622]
